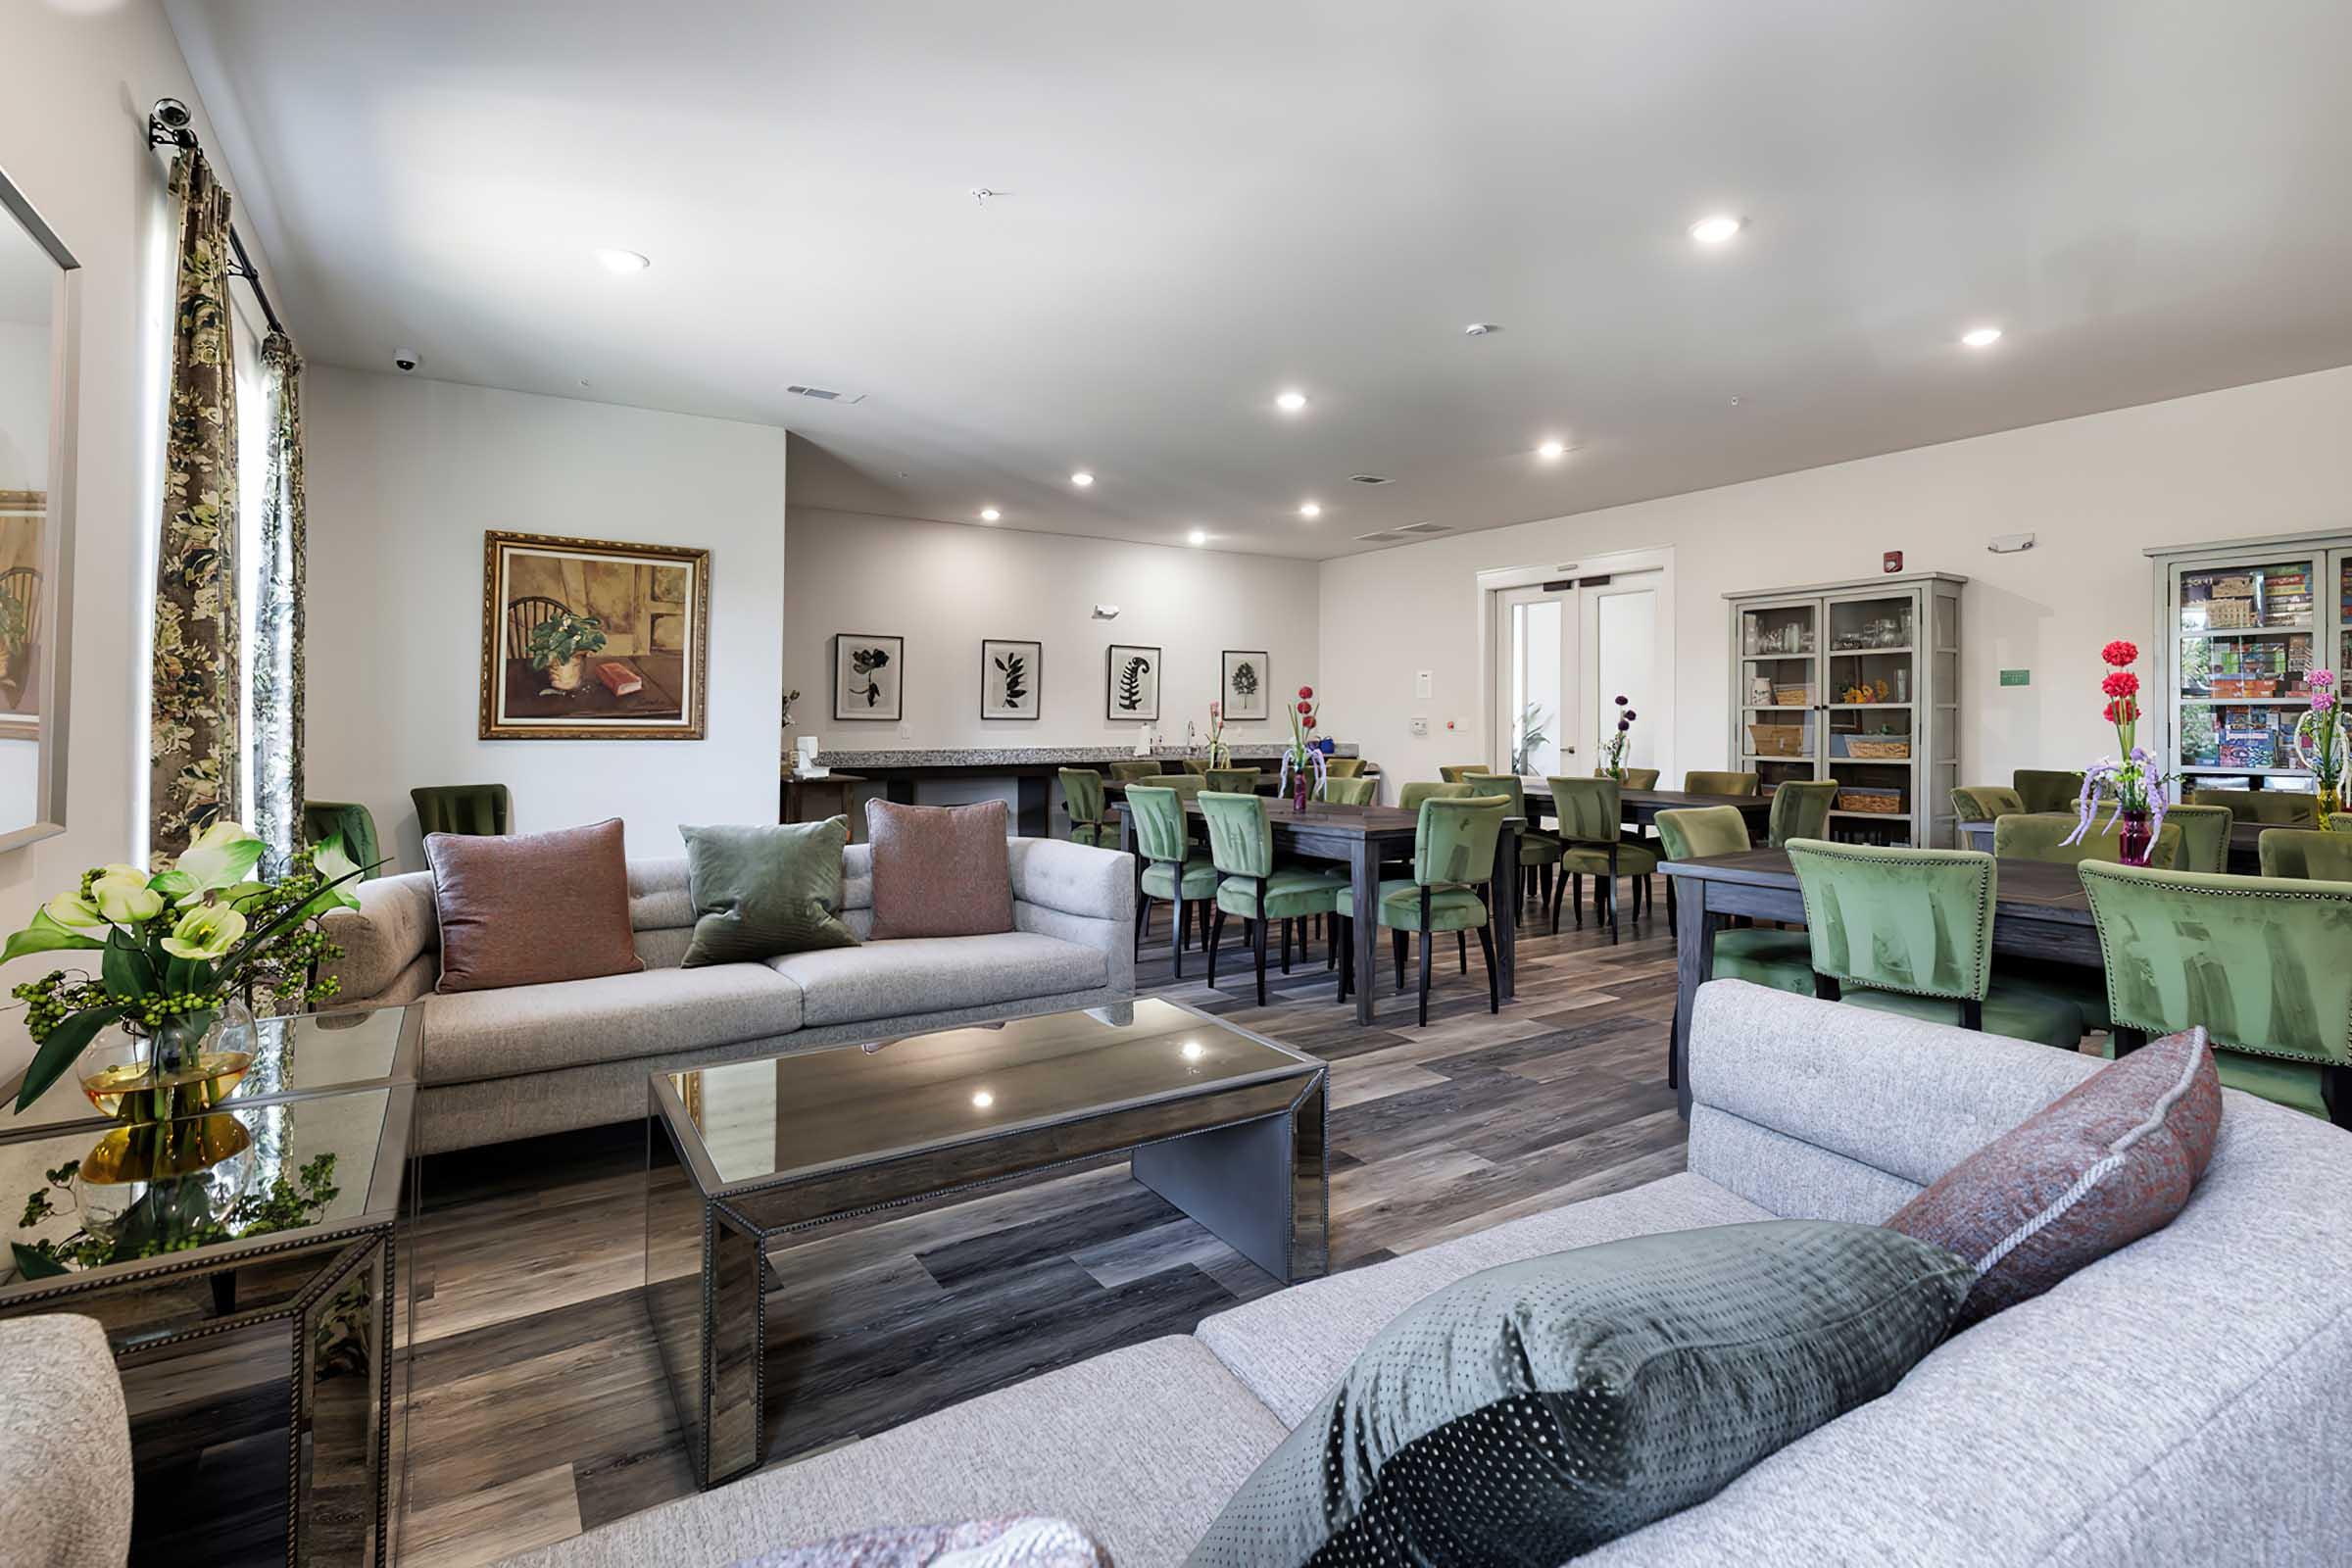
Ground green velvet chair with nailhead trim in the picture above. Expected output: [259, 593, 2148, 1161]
[2257, 827, 2352, 882]
[1397, 781, 1473, 812]
[1204, 767, 1260, 794]
[1598, 767, 1662, 791]
[2080, 860, 2352, 1124]
[1324, 758, 1368, 780]
[1993, 811, 2182, 868]
[1437, 763, 1489, 784]
[2014, 769, 2087, 815]
[1466, 773, 1563, 920]
[1543, 776, 1657, 943]
[1199, 791, 1347, 1004]
[2190, 787, 2318, 827]
[2163, 803, 2233, 876]
[1057, 767, 1110, 848]
[1950, 785, 2026, 823]
[1178, 758, 1212, 776]
[1139, 773, 1207, 799]
[1335, 794, 1507, 1026]
[1767, 779, 1840, 849]
[1125, 785, 1216, 977]
[413, 783, 512, 838]
[1784, 838, 2085, 1049]
[1108, 760, 1161, 784]
[1319, 776, 1376, 806]
[1683, 770, 1760, 798]
[1656, 807, 1811, 997]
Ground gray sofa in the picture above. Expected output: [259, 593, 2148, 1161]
[0, 1315, 133, 1568]
[322, 837, 1136, 1154]
[505, 980, 2352, 1567]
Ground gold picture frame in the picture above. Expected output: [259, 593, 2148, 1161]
[478, 529, 710, 740]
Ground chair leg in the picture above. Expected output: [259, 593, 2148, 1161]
[1393, 928, 1408, 992]
[1416, 933, 1434, 1026]
[1281, 917, 1293, 974]
[1666, 875, 1677, 939]
[1477, 923, 1499, 1013]
[1336, 915, 1353, 1002]
[1326, 910, 1339, 970]
[1134, 894, 1150, 960]
[1206, 907, 1225, 988]
[1456, 930, 1468, 974]
[1172, 892, 1188, 978]
[1254, 909, 1269, 1007]
[1571, 873, 1583, 930]
[1547, 869, 1565, 936]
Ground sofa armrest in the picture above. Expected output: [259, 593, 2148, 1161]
[0, 1315, 131, 1568]
[318, 871, 438, 1004]
[1006, 837, 1136, 923]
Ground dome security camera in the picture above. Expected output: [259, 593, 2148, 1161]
[393, 350, 419, 373]
[152, 98, 195, 132]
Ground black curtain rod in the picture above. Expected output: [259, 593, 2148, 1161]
[147, 106, 287, 339]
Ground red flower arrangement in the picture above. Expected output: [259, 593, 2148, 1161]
[2101, 640, 2139, 668]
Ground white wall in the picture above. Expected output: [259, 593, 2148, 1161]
[0, 0, 267, 1080]
[786, 507, 1322, 755]
[1320, 363, 2352, 797]
[304, 368, 787, 868]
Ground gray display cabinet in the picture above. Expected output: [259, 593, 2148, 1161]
[1726, 572, 1967, 847]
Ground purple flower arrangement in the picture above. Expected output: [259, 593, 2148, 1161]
[1601, 696, 1640, 782]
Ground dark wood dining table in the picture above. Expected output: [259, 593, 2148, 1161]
[1956, 815, 2269, 874]
[1106, 795, 1522, 1025]
[1660, 848, 2100, 1118]
[1517, 781, 1777, 836]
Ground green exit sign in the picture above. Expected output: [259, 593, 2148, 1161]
[1999, 668, 2032, 687]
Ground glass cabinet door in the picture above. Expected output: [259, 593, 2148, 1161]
[1738, 599, 1818, 794]
[1823, 589, 1919, 834]
[2174, 555, 2318, 788]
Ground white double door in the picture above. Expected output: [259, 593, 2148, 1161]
[1492, 570, 1662, 779]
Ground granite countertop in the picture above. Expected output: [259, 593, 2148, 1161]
[785, 742, 1363, 774]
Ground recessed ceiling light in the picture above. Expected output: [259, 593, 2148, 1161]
[1070, 470, 1095, 487]
[1960, 325, 2003, 348]
[1298, 501, 1322, 518]
[979, 507, 1001, 522]
[1536, 439, 1567, 460]
[1275, 389, 1308, 414]
[1688, 215, 1743, 246]
[1463, 322, 1501, 336]
[596, 247, 651, 273]
[971, 1090, 994, 1109]
[1187, 528, 1208, 546]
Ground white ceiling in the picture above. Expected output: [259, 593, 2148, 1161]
[168, 0, 2352, 559]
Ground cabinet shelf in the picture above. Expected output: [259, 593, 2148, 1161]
[1828, 645, 1914, 657]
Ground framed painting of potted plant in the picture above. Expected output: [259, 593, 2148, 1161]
[1221, 650, 1270, 720]
[1106, 644, 1160, 722]
[834, 632, 905, 720]
[981, 638, 1042, 720]
[478, 530, 710, 740]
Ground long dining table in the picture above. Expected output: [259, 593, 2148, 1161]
[1105, 792, 1522, 1025]
[1956, 815, 2269, 874]
[1659, 848, 2100, 1119]
[1517, 781, 1777, 837]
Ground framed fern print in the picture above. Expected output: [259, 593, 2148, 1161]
[1221, 650, 1270, 720]
[981, 638, 1042, 720]
[1105, 644, 1160, 722]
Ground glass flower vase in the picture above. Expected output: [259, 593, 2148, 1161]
[1291, 761, 1312, 811]
[2118, 807, 2156, 867]
[77, 997, 258, 1124]
[2322, 782, 2343, 826]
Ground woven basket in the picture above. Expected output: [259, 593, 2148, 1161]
[1843, 739, 1911, 760]
[1837, 790, 1904, 815]
[1746, 723, 1807, 757]
[1772, 684, 1811, 708]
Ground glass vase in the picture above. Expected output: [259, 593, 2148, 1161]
[2322, 782, 2343, 826]
[74, 1113, 256, 1250]
[1291, 761, 1312, 811]
[2118, 807, 2156, 867]
[77, 997, 258, 1124]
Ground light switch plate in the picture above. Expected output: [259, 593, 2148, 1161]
[1408, 716, 1429, 737]
[1414, 670, 1434, 700]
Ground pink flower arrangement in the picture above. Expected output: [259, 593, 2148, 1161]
[2066, 635, 2169, 856]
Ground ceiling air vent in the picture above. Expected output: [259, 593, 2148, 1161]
[1353, 529, 1412, 543]
[1348, 474, 1394, 486]
[1396, 521, 1450, 535]
[786, 383, 866, 405]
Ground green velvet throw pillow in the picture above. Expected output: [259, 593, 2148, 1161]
[679, 819, 858, 966]
[1186, 1221, 1973, 1566]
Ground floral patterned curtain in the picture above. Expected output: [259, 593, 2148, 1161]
[252, 330, 307, 867]
[148, 151, 240, 862]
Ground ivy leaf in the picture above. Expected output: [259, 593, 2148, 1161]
[13, 1002, 129, 1113]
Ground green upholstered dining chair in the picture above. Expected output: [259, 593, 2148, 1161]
[1057, 767, 1110, 848]
[1141, 773, 1207, 799]
[1124, 785, 1216, 978]
[2013, 770, 2087, 815]
[1600, 767, 1662, 791]
[2162, 803, 2233, 876]
[1654, 808, 1810, 998]
[1767, 779, 1839, 848]
[302, 800, 382, 879]
[1178, 758, 1213, 776]
[1993, 811, 2182, 868]
[1319, 776, 1376, 807]
[2190, 787, 2318, 827]
[1683, 770, 1759, 798]
[1437, 763, 1490, 784]
[1783, 839, 2084, 1048]
[2256, 827, 2352, 882]
[1107, 760, 1161, 783]
[1199, 791, 1346, 1004]
[1335, 795, 1508, 1026]
[1466, 773, 1563, 918]
[413, 784, 511, 838]
[1203, 767, 1260, 794]
[1397, 780, 1472, 812]
[2080, 860, 2352, 1124]
[1324, 758, 1367, 779]
[1543, 776, 1657, 943]
[1950, 785, 2026, 823]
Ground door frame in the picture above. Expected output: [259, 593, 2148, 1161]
[1476, 545, 1676, 781]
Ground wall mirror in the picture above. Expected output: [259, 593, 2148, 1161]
[0, 163, 77, 853]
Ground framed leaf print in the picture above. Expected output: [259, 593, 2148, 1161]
[1105, 644, 1160, 722]
[479, 530, 710, 740]
[834, 632, 905, 720]
[1221, 650, 1270, 721]
[981, 638, 1042, 720]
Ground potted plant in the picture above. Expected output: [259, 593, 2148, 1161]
[2293, 669, 2345, 822]
[1511, 703, 1550, 774]
[523, 611, 608, 692]
[3, 823, 367, 1121]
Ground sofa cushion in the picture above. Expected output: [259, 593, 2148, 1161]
[680, 819, 858, 966]
[767, 933, 1106, 1028]
[865, 799, 1014, 940]
[420, 963, 804, 1084]
[1197, 1171, 1772, 1426]
[426, 819, 643, 994]
[489, 1337, 1287, 1568]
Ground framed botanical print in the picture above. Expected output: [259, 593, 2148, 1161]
[1105, 644, 1160, 722]
[981, 638, 1042, 720]
[1220, 650, 1270, 721]
[479, 530, 710, 740]
[834, 632, 905, 720]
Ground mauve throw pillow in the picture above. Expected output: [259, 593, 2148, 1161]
[425, 818, 643, 993]
[1886, 1026, 2222, 1327]
[865, 799, 1013, 940]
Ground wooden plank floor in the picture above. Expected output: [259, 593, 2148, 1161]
[398, 890, 1687, 1567]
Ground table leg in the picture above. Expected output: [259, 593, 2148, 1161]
[1350, 842, 1379, 1026]
[1132, 1071, 1328, 1283]
[703, 1206, 765, 1488]
[1672, 877, 1721, 1121]
[1493, 818, 1519, 1000]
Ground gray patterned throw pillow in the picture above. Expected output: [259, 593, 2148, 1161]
[1187, 1221, 1973, 1566]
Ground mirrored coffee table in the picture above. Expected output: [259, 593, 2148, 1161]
[645, 998, 1329, 1488]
